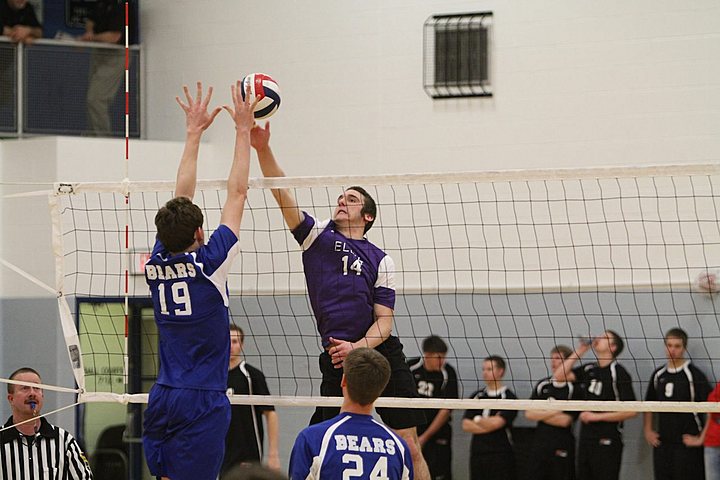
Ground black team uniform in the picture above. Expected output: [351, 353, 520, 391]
[221, 361, 275, 478]
[645, 360, 711, 480]
[408, 357, 459, 480]
[573, 361, 635, 480]
[526, 377, 579, 480]
[463, 387, 518, 480]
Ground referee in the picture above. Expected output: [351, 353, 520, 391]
[1, 367, 93, 479]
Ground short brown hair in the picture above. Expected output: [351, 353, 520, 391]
[422, 335, 448, 354]
[551, 345, 573, 359]
[344, 348, 390, 406]
[606, 330, 625, 357]
[665, 328, 688, 348]
[230, 324, 245, 342]
[347, 186, 377, 234]
[7, 367, 41, 394]
[485, 355, 506, 371]
[154, 197, 204, 253]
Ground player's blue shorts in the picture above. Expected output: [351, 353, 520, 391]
[143, 384, 230, 480]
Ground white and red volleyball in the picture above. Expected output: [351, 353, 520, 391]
[241, 73, 281, 119]
[696, 270, 719, 294]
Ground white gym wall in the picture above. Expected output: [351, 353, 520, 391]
[1, 1, 719, 478]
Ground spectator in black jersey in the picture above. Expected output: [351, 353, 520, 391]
[553, 330, 637, 480]
[222, 325, 280, 477]
[462, 355, 517, 480]
[525, 345, 578, 480]
[643, 328, 711, 480]
[407, 335, 459, 480]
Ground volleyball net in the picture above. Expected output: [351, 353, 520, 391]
[42, 164, 720, 412]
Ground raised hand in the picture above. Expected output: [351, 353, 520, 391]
[175, 81, 222, 134]
[223, 81, 260, 134]
[250, 121, 271, 151]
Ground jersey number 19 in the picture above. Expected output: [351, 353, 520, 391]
[157, 281, 192, 316]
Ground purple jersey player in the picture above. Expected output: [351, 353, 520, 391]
[251, 122, 431, 480]
[142, 81, 258, 480]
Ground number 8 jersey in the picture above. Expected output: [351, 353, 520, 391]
[145, 224, 241, 391]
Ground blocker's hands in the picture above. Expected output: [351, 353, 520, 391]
[223, 81, 259, 133]
[176, 81, 222, 134]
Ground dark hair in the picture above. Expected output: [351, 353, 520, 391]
[154, 197, 204, 253]
[551, 345, 573, 359]
[347, 186, 377, 234]
[344, 348, 391, 406]
[422, 335, 448, 354]
[484, 355, 506, 371]
[230, 324, 245, 342]
[606, 330, 624, 357]
[8, 367, 41, 394]
[222, 462, 288, 480]
[665, 327, 688, 348]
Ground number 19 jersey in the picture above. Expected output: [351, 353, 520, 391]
[145, 224, 240, 391]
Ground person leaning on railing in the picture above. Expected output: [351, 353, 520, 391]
[0, 0, 42, 44]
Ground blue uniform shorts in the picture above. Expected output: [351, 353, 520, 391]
[143, 384, 230, 480]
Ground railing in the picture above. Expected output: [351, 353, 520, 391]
[0, 38, 141, 138]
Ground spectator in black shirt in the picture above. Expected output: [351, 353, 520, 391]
[0, 0, 41, 114]
[525, 345, 578, 480]
[79, 0, 124, 135]
[463, 355, 517, 480]
[554, 330, 637, 480]
[407, 335, 459, 480]
[644, 328, 711, 480]
[1, 0, 41, 44]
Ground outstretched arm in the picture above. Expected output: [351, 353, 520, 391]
[251, 122, 304, 230]
[220, 81, 259, 236]
[174, 82, 222, 199]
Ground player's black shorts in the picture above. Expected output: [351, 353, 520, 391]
[311, 336, 426, 430]
[577, 437, 623, 480]
[652, 443, 704, 480]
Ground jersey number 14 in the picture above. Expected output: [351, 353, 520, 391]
[341, 255, 363, 275]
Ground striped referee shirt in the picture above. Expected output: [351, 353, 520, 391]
[1, 416, 93, 479]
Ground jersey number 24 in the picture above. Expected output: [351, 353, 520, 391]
[342, 454, 389, 480]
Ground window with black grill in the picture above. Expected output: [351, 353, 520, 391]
[424, 12, 492, 99]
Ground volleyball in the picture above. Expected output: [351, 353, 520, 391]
[696, 270, 719, 294]
[241, 73, 281, 119]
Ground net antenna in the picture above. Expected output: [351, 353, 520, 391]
[47, 164, 720, 413]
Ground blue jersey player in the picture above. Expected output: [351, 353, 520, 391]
[290, 348, 413, 480]
[142, 81, 258, 480]
[251, 122, 431, 479]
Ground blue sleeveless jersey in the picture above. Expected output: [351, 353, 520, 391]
[292, 213, 396, 347]
[289, 413, 413, 480]
[145, 225, 240, 391]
